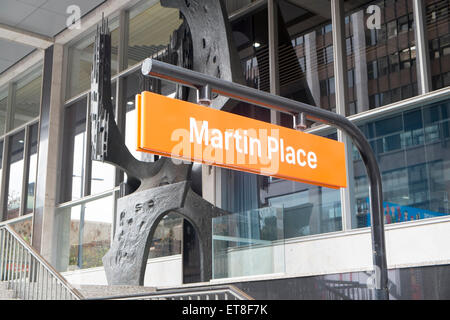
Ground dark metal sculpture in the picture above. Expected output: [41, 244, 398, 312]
[91, 1, 243, 285]
[90, 19, 192, 194]
[161, 0, 245, 110]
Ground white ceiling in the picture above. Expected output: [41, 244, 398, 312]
[0, 0, 106, 75]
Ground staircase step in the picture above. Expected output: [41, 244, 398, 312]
[78, 285, 156, 299]
[0, 282, 16, 300]
[0, 282, 9, 291]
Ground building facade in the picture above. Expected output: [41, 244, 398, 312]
[0, 0, 449, 299]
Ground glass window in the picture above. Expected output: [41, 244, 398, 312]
[345, 0, 417, 115]
[346, 37, 353, 55]
[25, 124, 38, 214]
[60, 98, 87, 203]
[13, 68, 42, 129]
[387, 20, 397, 39]
[148, 212, 183, 259]
[212, 207, 285, 279]
[325, 45, 334, 64]
[348, 69, 354, 88]
[323, 23, 332, 34]
[91, 81, 116, 194]
[91, 162, 116, 194]
[352, 99, 450, 228]
[378, 56, 388, 77]
[277, 0, 334, 109]
[66, 18, 119, 100]
[9, 217, 32, 244]
[400, 48, 411, 69]
[0, 88, 7, 135]
[368, 60, 378, 80]
[124, 71, 175, 163]
[59, 195, 113, 271]
[127, 2, 183, 68]
[0, 140, 3, 199]
[427, 0, 450, 90]
[389, 52, 400, 73]
[398, 15, 409, 33]
[328, 77, 335, 95]
[6, 130, 25, 220]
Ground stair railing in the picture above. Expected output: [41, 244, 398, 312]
[0, 225, 84, 300]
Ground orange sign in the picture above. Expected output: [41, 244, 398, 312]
[136, 91, 347, 189]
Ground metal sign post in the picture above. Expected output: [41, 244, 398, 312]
[141, 58, 389, 300]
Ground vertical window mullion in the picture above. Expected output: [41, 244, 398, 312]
[1, 82, 15, 221]
[83, 93, 92, 197]
[5, 83, 15, 133]
[20, 125, 31, 216]
[115, 9, 130, 188]
[0, 137, 10, 221]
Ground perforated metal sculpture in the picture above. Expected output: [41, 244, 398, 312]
[92, 1, 244, 285]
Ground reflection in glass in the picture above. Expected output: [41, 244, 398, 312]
[9, 217, 32, 244]
[124, 71, 175, 163]
[212, 207, 285, 279]
[60, 98, 86, 203]
[345, 0, 417, 115]
[148, 212, 183, 259]
[0, 140, 3, 201]
[7, 131, 25, 220]
[269, 188, 341, 238]
[66, 19, 119, 100]
[91, 161, 115, 194]
[0, 88, 7, 135]
[127, 2, 182, 68]
[63, 196, 113, 270]
[426, 0, 450, 90]
[278, 0, 335, 111]
[26, 124, 39, 214]
[352, 99, 450, 228]
[13, 69, 42, 129]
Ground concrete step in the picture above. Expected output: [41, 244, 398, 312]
[0, 282, 16, 300]
[78, 285, 156, 299]
[0, 282, 8, 291]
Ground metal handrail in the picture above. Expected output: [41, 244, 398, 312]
[91, 285, 253, 300]
[0, 225, 84, 300]
[141, 59, 389, 300]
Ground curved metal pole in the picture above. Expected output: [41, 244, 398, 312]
[142, 58, 389, 300]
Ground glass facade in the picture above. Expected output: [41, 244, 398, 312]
[56, 195, 114, 271]
[9, 216, 32, 244]
[0, 0, 447, 284]
[352, 98, 450, 228]
[345, 0, 418, 115]
[148, 212, 183, 259]
[213, 207, 285, 279]
[13, 70, 42, 129]
[60, 98, 87, 202]
[0, 66, 41, 223]
[0, 88, 7, 135]
[127, 1, 183, 68]
[6, 130, 25, 220]
[427, 0, 450, 90]
[66, 19, 119, 100]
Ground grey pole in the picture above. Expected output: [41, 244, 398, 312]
[142, 58, 389, 300]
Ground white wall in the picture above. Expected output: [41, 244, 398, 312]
[62, 254, 182, 288]
[212, 217, 450, 283]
